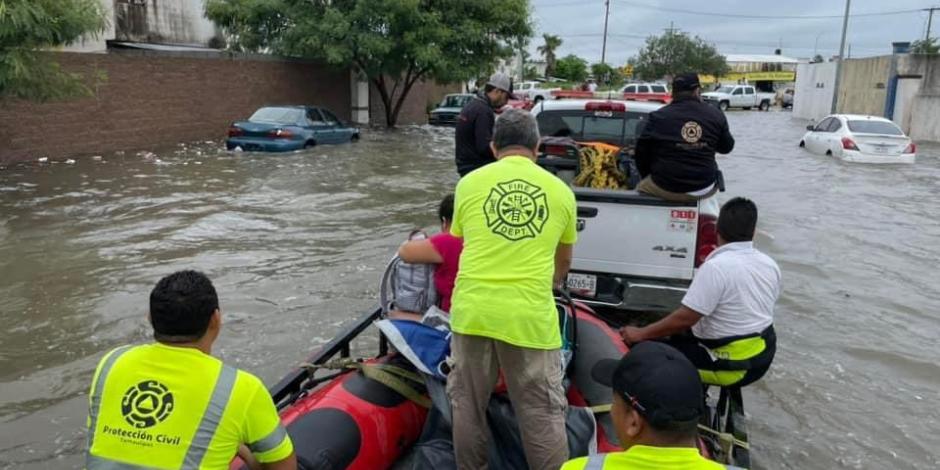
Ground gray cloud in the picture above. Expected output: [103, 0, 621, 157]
[530, 0, 935, 65]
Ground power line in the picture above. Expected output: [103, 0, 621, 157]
[536, 0, 925, 19]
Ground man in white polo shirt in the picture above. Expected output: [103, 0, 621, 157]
[620, 197, 780, 387]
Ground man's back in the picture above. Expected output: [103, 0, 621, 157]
[449, 156, 577, 350]
[635, 97, 734, 193]
[685, 242, 781, 339]
[454, 94, 496, 176]
[86, 343, 291, 469]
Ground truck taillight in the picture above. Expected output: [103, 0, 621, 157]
[696, 213, 718, 268]
[841, 137, 859, 151]
[227, 126, 243, 137]
[268, 129, 294, 139]
[585, 101, 626, 112]
[904, 142, 916, 154]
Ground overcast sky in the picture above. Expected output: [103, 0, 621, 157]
[529, 0, 938, 65]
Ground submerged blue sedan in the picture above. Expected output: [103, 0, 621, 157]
[226, 106, 359, 152]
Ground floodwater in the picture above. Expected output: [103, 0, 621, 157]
[0, 112, 938, 469]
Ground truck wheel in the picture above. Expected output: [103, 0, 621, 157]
[719, 101, 729, 111]
[534, 96, 544, 103]
[743, 107, 752, 110]
[759, 100, 770, 111]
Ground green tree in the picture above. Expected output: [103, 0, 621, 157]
[911, 38, 940, 55]
[206, 0, 531, 127]
[537, 34, 562, 78]
[0, 0, 106, 101]
[554, 54, 587, 82]
[523, 65, 539, 80]
[630, 31, 729, 81]
[590, 62, 622, 87]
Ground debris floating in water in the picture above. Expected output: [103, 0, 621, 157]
[65, 159, 76, 165]
[38, 157, 48, 163]
[92, 156, 103, 161]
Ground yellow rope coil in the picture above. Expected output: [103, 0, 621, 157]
[573, 142, 628, 190]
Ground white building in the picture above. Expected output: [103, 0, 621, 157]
[63, 0, 220, 53]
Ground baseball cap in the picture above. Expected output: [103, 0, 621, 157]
[487, 72, 513, 94]
[592, 341, 704, 428]
[672, 73, 701, 92]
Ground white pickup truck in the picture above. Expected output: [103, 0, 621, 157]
[515, 81, 560, 102]
[531, 99, 721, 312]
[701, 85, 774, 112]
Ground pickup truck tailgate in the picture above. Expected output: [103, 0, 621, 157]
[573, 188, 698, 281]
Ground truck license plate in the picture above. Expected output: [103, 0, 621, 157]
[567, 273, 597, 297]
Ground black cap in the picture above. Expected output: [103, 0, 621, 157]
[672, 73, 701, 92]
[592, 342, 704, 428]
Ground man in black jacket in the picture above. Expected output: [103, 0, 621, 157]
[454, 73, 512, 177]
[634, 73, 734, 201]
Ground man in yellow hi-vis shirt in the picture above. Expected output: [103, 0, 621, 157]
[447, 108, 577, 470]
[85, 270, 295, 470]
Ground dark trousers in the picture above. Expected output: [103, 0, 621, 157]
[659, 326, 776, 388]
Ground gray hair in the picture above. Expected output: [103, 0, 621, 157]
[493, 109, 540, 152]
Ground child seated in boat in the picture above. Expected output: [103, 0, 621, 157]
[390, 194, 463, 322]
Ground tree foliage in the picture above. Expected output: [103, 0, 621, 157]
[590, 62, 622, 87]
[206, 0, 531, 127]
[630, 31, 729, 81]
[0, 0, 106, 101]
[537, 33, 562, 79]
[554, 54, 587, 82]
[911, 38, 940, 55]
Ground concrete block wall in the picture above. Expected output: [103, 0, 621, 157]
[793, 62, 836, 121]
[0, 51, 351, 164]
[835, 56, 891, 116]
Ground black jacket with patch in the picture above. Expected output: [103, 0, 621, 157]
[455, 93, 497, 177]
[634, 96, 735, 193]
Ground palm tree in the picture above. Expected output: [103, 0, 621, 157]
[538, 34, 563, 79]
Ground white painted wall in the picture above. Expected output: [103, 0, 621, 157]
[793, 62, 837, 122]
[350, 71, 370, 125]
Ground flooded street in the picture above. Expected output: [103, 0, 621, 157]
[1, 112, 939, 469]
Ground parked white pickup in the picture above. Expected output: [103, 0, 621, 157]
[701, 85, 774, 111]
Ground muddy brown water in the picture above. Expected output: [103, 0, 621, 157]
[1, 112, 938, 469]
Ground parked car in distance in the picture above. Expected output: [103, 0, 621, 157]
[226, 106, 358, 152]
[516, 81, 561, 102]
[429, 93, 473, 126]
[701, 85, 774, 111]
[800, 114, 916, 164]
[620, 82, 672, 104]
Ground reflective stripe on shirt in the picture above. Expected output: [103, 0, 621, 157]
[584, 453, 608, 470]
[182, 364, 238, 468]
[248, 424, 289, 453]
[85, 346, 133, 468]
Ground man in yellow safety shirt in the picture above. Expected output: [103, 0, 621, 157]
[447, 108, 578, 470]
[85, 270, 296, 470]
[620, 197, 780, 388]
[562, 342, 728, 470]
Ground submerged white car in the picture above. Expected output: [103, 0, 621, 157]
[800, 114, 916, 164]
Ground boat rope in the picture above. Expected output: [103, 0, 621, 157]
[587, 403, 749, 461]
[574, 142, 628, 190]
[300, 358, 431, 408]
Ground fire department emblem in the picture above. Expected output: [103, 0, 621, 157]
[121, 380, 175, 428]
[484, 179, 549, 241]
[681, 121, 703, 143]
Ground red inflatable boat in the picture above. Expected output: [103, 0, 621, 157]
[232, 301, 745, 469]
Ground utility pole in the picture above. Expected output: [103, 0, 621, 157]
[831, 0, 851, 114]
[601, 0, 611, 64]
[926, 7, 940, 40]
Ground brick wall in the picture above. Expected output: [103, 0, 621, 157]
[0, 51, 351, 164]
[369, 79, 463, 127]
